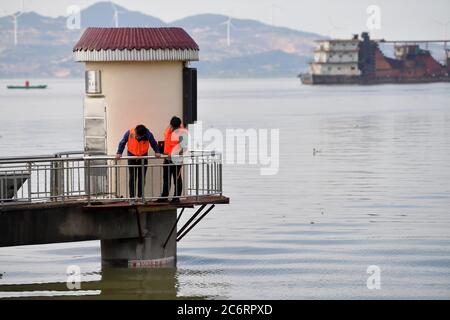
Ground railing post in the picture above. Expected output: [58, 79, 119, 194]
[206, 157, 210, 195]
[219, 153, 223, 195]
[190, 154, 194, 197]
[86, 158, 91, 205]
[141, 157, 146, 203]
[50, 156, 63, 201]
[114, 159, 119, 198]
[219, 162, 223, 195]
[27, 162, 32, 202]
[195, 161, 199, 200]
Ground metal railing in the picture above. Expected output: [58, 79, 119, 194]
[0, 151, 222, 206]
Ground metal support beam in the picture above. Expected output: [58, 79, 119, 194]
[176, 204, 206, 238]
[177, 204, 215, 242]
[379, 39, 450, 44]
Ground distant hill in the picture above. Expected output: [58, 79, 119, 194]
[78, 2, 165, 28]
[0, 1, 324, 78]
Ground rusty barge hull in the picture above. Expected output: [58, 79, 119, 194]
[301, 74, 450, 85]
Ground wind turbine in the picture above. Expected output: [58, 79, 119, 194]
[11, 0, 25, 46]
[220, 16, 235, 47]
[269, 3, 282, 26]
[433, 19, 450, 41]
[432, 19, 450, 61]
[110, 1, 126, 27]
[327, 16, 345, 38]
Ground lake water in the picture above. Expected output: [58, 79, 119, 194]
[0, 78, 449, 299]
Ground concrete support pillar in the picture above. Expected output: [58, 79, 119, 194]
[0, 202, 190, 270]
[101, 209, 177, 268]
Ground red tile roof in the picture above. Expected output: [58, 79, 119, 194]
[73, 27, 199, 51]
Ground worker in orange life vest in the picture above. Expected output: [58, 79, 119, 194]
[156, 116, 186, 203]
[116, 124, 161, 199]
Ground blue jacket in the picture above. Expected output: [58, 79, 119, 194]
[117, 129, 160, 156]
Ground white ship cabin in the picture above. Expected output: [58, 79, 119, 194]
[313, 51, 359, 64]
[315, 39, 360, 52]
[310, 37, 361, 76]
[310, 63, 361, 76]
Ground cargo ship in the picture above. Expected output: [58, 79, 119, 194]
[300, 32, 450, 85]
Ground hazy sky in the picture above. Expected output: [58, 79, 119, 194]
[1, 0, 450, 40]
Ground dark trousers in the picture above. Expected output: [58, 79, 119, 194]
[161, 158, 182, 198]
[128, 158, 148, 198]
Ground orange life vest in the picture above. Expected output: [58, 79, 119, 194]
[127, 128, 150, 156]
[164, 126, 185, 155]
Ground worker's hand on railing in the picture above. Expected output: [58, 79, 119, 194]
[155, 153, 162, 158]
[115, 153, 122, 160]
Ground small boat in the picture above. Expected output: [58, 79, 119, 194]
[7, 80, 47, 90]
